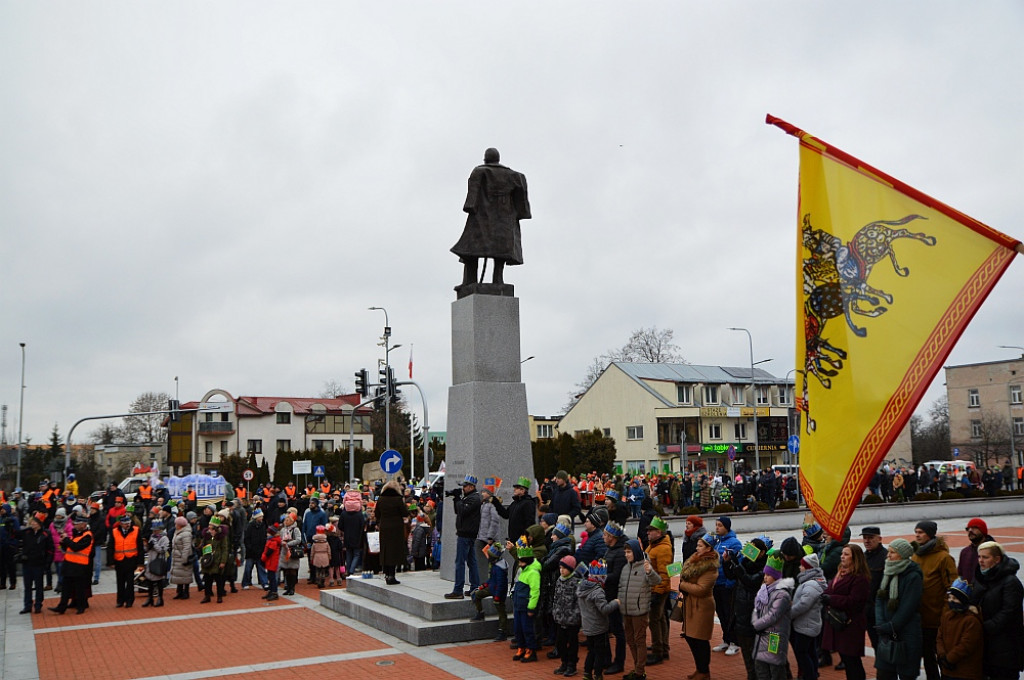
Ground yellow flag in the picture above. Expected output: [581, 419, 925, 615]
[767, 115, 1021, 536]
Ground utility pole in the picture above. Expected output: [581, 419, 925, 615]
[17, 343, 26, 490]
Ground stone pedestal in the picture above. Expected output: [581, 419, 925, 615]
[441, 294, 534, 583]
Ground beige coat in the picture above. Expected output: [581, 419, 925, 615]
[677, 548, 720, 640]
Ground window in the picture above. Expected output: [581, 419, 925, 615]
[312, 439, 334, 451]
[221, 413, 230, 422]
[731, 386, 745, 405]
[536, 424, 554, 439]
[276, 439, 291, 452]
[220, 441, 228, 454]
[204, 441, 213, 463]
[205, 413, 214, 422]
[603, 428, 611, 437]
[1015, 417, 1024, 437]
[676, 384, 692, 404]
[703, 385, 719, 405]
[626, 426, 644, 440]
[968, 389, 980, 408]
[626, 461, 645, 474]
[756, 386, 770, 406]
[734, 422, 747, 440]
[709, 423, 722, 440]
[1011, 385, 1022, 405]
[247, 439, 262, 454]
[970, 420, 982, 438]
[277, 412, 291, 424]
[779, 386, 791, 405]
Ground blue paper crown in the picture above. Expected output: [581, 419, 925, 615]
[605, 490, 620, 501]
[757, 534, 774, 550]
[462, 474, 478, 486]
[603, 521, 625, 538]
[553, 522, 571, 537]
[587, 559, 608, 581]
[949, 577, 972, 599]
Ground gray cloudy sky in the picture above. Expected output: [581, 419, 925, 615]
[3, 2, 1022, 447]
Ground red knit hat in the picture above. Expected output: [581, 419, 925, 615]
[966, 518, 988, 534]
[687, 515, 704, 527]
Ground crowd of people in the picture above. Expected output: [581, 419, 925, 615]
[1, 470, 1022, 680]
[868, 463, 1022, 502]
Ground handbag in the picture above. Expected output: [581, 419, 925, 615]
[876, 633, 906, 666]
[825, 605, 849, 631]
[670, 596, 686, 622]
[288, 543, 305, 560]
[149, 555, 168, 577]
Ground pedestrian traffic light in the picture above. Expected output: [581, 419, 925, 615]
[354, 369, 369, 398]
[169, 399, 181, 422]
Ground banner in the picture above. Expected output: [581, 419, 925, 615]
[767, 115, 1021, 536]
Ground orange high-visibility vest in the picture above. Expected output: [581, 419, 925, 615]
[113, 525, 139, 561]
[284, 484, 296, 499]
[305, 485, 316, 496]
[320, 482, 331, 495]
[186, 490, 196, 502]
[138, 485, 153, 500]
[64, 531, 94, 565]
[235, 486, 247, 499]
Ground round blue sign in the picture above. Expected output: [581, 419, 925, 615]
[380, 449, 404, 475]
[787, 435, 800, 455]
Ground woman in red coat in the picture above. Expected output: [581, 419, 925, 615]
[822, 544, 870, 680]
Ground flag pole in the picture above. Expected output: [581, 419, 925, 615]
[766, 114, 1022, 253]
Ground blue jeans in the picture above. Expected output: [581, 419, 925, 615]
[267, 569, 279, 594]
[514, 608, 537, 650]
[93, 545, 103, 582]
[452, 536, 479, 593]
[192, 555, 205, 588]
[241, 557, 267, 587]
[346, 548, 363, 576]
[23, 564, 45, 611]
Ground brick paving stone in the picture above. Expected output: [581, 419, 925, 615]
[33, 607, 387, 680]
[208, 655, 459, 680]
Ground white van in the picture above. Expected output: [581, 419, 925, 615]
[771, 464, 799, 477]
[922, 460, 976, 477]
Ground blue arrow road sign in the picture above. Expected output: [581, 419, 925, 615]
[788, 435, 800, 455]
[313, 465, 325, 477]
[953, 448, 960, 458]
[380, 449, 403, 475]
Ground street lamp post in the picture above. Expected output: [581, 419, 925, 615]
[369, 307, 393, 450]
[728, 328, 763, 471]
[17, 343, 26, 490]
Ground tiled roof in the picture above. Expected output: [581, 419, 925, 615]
[235, 395, 370, 416]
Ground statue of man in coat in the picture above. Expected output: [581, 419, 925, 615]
[451, 148, 531, 290]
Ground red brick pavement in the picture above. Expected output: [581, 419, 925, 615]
[204, 655, 459, 680]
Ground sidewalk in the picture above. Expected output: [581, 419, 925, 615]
[2, 515, 1020, 680]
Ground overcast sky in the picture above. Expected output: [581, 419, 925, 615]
[2, 2, 1022, 448]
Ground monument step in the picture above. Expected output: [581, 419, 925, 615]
[344, 571, 499, 621]
[320, 580, 502, 646]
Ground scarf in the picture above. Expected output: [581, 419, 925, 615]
[754, 581, 774, 609]
[879, 558, 912, 611]
[915, 537, 937, 556]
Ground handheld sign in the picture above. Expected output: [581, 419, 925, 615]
[380, 449, 403, 475]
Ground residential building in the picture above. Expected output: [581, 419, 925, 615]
[529, 414, 562, 442]
[558, 362, 796, 475]
[167, 389, 374, 476]
[92, 443, 165, 480]
[945, 355, 1023, 467]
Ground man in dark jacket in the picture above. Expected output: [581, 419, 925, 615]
[241, 509, 268, 589]
[493, 477, 536, 546]
[601, 521, 629, 674]
[547, 470, 582, 526]
[444, 474, 482, 599]
[19, 514, 54, 613]
[861, 526, 887, 650]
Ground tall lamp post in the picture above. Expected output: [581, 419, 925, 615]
[728, 328, 765, 471]
[369, 307, 392, 450]
[17, 342, 26, 490]
[997, 345, 1024, 467]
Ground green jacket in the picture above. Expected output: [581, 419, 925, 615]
[513, 560, 541, 611]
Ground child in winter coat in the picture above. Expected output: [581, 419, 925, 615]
[936, 579, 983, 680]
[512, 539, 542, 663]
[260, 524, 282, 601]
[790, 552, 827, 680]
[309, 525, 331, 588]
[325, 523, 344, 585]
[751, 551, 795, 680]
[578, 559, 620, 680]
[409, 515, 432, 572]
[471, 542, 509, 641]
[619, 539, 661, 680]
[553, 555, 583, 677]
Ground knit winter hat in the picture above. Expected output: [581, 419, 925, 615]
[801, 552, 820, 571]
[763, 550, 785, 580]
[586, 506, 609, 528]
[174, 516, 188, 528]
[915, 520, 938, 539]
[717, 515, 732, 532]
[966, 518, 988, 534]
[686, 515, 703, 527]
[889, 538, 914, 560]
[780, 536, 803, 559]
[555, 470, 570, 482]
[541, 513, 557, 527]
[559, 555, 577, 572]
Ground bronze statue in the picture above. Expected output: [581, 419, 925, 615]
[451, 148, 531, 290]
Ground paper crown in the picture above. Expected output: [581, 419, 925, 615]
[462, 474, 478, 486]
[766, 549, 785, 571]
[515, 535, 533, 558]
[949, 577, 972, 601]
[553, 523, 571, 539]
[514, 476, 532, 489]
[484, 543, 504, 560]
[210, 516, 222, 526]
[587, 559, 608, 582]
[648, 516, 668, 533]
[574, 561, 590, 580]
[605, 489, 620, 501]
[604, 521, 625, 538]
[803, 522, 823, 539]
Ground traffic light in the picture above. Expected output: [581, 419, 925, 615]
[354, 369, 369, 398]
[379, 364, 389, 392]
[169, 399, 181, 422]
[388, 367, 401, 404]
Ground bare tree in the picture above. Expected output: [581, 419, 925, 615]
[965, 411, 1011, 468]
[122, 391, 171, 444]
[565, 326, 686, 411]
[90, 422, 126, 445]
[318, 379, 348, 399]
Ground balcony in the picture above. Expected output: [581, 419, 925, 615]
[199, 422, 235, 435]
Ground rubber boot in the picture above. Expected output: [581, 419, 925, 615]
[141, 584, 155, 607]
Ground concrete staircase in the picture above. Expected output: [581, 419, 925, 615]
[320, 571, 503, 646]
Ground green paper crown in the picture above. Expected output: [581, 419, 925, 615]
[649, 516, 668, 532]
[766, 549, 785, 572]
[515, 476, 532, 489]
[515, 534, 533, 558]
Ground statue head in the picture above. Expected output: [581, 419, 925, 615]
[483, 147, 500, 164]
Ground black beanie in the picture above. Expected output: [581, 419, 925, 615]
[780, 536, 803, 559]
[915, 520, 937, 539]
